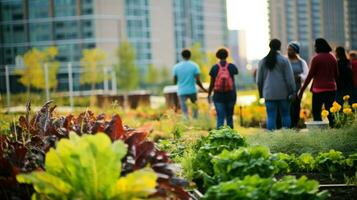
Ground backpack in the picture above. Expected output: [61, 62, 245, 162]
[214, 62, 234, 92]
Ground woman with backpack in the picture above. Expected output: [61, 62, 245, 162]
[287, 42, 309, 128]
[257, 39, 296, 130]
[208, 48, 238, 129]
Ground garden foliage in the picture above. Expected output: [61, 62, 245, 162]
[17, 133, 157, 199]
[202, 175, 330, 200]
[0, 101, 189, 199]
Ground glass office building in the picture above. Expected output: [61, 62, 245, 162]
[0, 0, 228, 93]
[125, 0, 152, 71]
[173, 0, 205, 61]
[0, 0, 121, 92]
[268, 0, 352, 61]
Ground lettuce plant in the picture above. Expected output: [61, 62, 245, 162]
[212, 146, 282, 182]
[203, 175, 329, 200]
[16, 133, 157, 199]
[315, 150, 346, 173]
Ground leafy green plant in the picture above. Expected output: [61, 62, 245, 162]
[202, 175, 273, 200]
[297, 153, 316, 172]
[203, 175, 329, 200]
[191, 128, 247, 179]
[16, 133, 157, 199]
[276, 153, 299, 173]
[346, 153, 357, 171]
[212, 146, 282, 182]
[315, 150, 346, 174]
[270, 176, 330, 200]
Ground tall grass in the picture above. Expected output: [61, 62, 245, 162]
[246, 123, 357, 155]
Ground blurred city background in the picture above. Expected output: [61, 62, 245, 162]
[0, 0, 356, 109]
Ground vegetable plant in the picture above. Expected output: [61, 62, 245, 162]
[203, 175, 330, 200]
[17, 133, 157, 199]
[212, 146, 282, 181]
[315, 150, 346, 174]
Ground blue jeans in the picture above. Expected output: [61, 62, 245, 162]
[178, 93, 198, 119]
[214, 101, 235, 129]
[265, 100, 291, 130]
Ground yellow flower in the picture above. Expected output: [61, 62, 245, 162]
[343, 95, 350, 101]
[332, 101, 342, 112]
[352, 103, 357, 109]
[321, 110, 329, 118]
[330, 107, 337, 113]
[343, 108, 352, 114]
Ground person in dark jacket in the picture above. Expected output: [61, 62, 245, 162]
[335, 47, 353, 105]
[298, 38, 339, 127]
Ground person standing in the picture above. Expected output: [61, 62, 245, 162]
[173, 49, 207, 119]
[298, 38, 339, 127]
[257, 39, 296, 131]
[287, 42, 309, 128]
[208, 48, 238, 129]
[335, 47, 353, 105]
[349, 51, 357, 103]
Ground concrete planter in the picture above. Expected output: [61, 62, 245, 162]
[127, 91, 151, 109]
[163, 85, 180, 111]
[305, 121, 329, 129]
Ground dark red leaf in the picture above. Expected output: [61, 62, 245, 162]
[107, 115, 125, 140]
[134, 141, 155, 169]
[18, 116, 28, 130]
[125, 132, 148, 148]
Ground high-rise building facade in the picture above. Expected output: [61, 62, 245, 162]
[268, 0, 353, 61]
[229, 30, 247, 71]
[345, 0, 357, 50]
[0, 0, 228, 92]
[0, 0, 122, 91]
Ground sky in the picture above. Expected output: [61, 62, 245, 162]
[226, 0, 270, 61]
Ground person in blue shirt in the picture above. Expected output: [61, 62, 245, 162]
[173, 49, 207, 119]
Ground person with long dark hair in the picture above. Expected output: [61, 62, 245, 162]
[335, 47, 353, 105]
[298, 38, 339, 127]
[287, 42, 309, 128]
[257, 39, 295, 130]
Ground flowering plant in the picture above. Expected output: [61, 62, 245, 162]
[322, 95, 356, 128]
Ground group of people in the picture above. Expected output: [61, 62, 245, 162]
[173, 48, 238, 129]
[173, 38, 357, 130]
[258, 38, 357, 130]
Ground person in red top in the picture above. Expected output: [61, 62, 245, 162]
[350, 51, 357, 103]
[298, 38, 339, 127]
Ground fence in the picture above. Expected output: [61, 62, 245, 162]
[0, 62, 117, 111]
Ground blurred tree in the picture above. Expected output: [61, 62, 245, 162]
[80, 48, 107, 90]
[146, 64, 158, 86]
[18, 47, 59, 96]
[115, 41, 139, 91]
[190, 42, 209, 82]
[160, 67, 171, 85]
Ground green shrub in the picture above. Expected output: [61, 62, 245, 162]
[16, 133, 157, 199]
